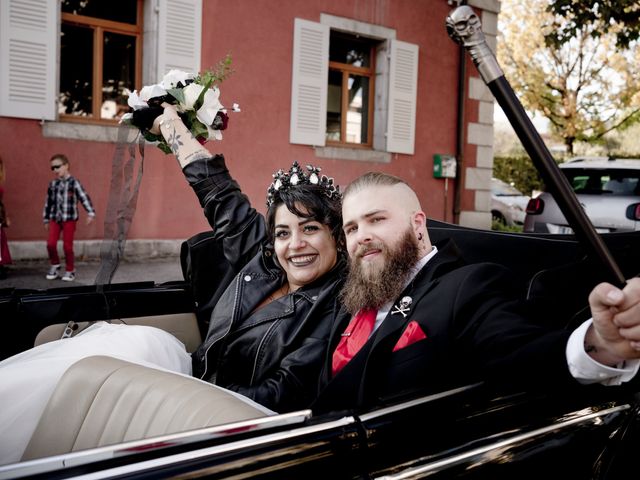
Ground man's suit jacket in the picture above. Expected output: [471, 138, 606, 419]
[312, 239, 575, 413]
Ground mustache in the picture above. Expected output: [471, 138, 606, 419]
[354, 242, 385, 260]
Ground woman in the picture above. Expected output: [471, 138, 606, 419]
[152, 104, 345, 412]
[0, 106, 345, 465]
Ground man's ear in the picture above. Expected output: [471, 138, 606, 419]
[411, 210, 427, 234]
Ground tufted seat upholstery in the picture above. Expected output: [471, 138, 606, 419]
[21, 355, 270, 461]
[33, 313, 203, 353]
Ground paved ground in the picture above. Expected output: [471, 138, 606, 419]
[0, 256, 184, 290]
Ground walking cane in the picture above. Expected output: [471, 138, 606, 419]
[446, 5, 626, 287]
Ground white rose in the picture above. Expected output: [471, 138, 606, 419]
[119, 112, 133, 124]
[139, 84, 167, 102]
[161, 70, 195, 89]
[181, 83, 205, 110]
[196, 87, 223, 125]
[127, 90, 148, 110]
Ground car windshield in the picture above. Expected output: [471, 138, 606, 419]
[563, 168, 640, 196]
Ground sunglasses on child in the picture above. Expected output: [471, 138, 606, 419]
[51, 164, 64, 171]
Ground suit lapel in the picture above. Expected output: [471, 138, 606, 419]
[318, 239, 465, 410]
[369, 239, 463, 351]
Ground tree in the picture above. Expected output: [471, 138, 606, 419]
[497, 0, 640, 155]
[546, 0, 640, 49]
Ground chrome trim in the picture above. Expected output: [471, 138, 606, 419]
[374, 403, 630, 479]
[3, 416, 357, 480]
[0, 410, 313, 480]
[359, 383, 483, 422]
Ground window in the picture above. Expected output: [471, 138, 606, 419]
[326, 32, 375, 147]
[59, 0, 142, 123]
[565, 169, 640, 196]
[0, 0, 202, 133]
[290, 16, 418, 155]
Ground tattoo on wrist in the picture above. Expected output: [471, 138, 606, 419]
[167, 126, 184, 154]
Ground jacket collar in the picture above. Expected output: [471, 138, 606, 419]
[369, 238, 464, 345]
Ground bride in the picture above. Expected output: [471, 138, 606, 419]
[0, 102, 346, 465]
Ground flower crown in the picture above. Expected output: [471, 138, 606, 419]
[266, 162, 341, 208]
[120, 55, 239, 154]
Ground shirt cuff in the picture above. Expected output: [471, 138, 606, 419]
[566, 319, 640, 385]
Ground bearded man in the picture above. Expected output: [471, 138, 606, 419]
[312, 172, 640, 413]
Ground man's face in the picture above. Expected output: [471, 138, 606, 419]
[340, 183, 427, 312]
[342, 184, 414, 275]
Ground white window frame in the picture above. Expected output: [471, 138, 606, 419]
[289, 14, 419, 156]
[0, 0, 202, 142]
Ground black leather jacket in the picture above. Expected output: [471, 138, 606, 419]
[186, 155, 345, 412]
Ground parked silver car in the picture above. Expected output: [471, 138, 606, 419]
[491, 178, 530, 226]
[524, 157, 640, 234]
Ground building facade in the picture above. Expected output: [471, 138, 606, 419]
[0, 0, 499, 260]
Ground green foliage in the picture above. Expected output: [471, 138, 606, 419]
[491, 220, 524, 233]
[195, 54, 234, 89]
[493, 155, 554, 196]
[546, 0, 640, 49]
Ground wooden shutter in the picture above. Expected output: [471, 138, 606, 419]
[157, 0, 202, 79]
[0, 0, 57, 120]
[386, 40, 419, 154]
[289, 19, 329, 146]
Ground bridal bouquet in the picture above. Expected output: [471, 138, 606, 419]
[121, 55, 240, 154]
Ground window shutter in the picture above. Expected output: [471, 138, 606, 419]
[0, 0, 57, 120]
[386, 40, 419, 154]
[157, 0, 202, 79]
[289, 19, 329, 146]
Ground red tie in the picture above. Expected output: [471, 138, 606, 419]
[331, 308, 378, 376]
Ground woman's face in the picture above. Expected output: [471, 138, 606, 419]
[273, 203, 338, 291]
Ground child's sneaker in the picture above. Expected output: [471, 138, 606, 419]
[46, 264, 60, 280]
[61, 271, 76, 282]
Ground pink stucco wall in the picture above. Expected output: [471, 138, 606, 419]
[0, 0, 480, 243]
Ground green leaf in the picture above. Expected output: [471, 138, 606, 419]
[191, 119, 209, 140]
[157, 142, 173, 154]
[167, 88, 186, 105]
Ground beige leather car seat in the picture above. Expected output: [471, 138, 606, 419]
[33, 313, 203, 353]
[21, 355, 270, 461]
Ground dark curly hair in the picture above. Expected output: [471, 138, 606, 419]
[266, 184, 344, 251]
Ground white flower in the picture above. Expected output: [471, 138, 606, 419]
[127, 90, 148, 110]
[196, 87, 223, 125]
[139, 84, 167, 102]
[232, 103, 241, 112]
[161, 69, 195, 89]
[206, 126, 223, 141]
[119, 112, 133, 124]
[181, 83, 205, 110]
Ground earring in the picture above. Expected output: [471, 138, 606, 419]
[418, 233, 423, 241]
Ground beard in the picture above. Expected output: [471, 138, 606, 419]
[340, 229, 421, 314]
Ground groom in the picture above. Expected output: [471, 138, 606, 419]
[312, 172, 640, 412]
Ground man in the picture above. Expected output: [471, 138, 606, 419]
[312, 172, 640, 413]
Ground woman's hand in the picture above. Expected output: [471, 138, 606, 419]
[151, 102, 211, 168]
[150, 103, 182, 135]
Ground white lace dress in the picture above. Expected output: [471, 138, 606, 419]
[0, 322, 193, 466]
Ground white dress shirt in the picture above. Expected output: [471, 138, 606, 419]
[566, 318, 640, 384]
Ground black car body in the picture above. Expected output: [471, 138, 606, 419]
[1, 222, 639, 480]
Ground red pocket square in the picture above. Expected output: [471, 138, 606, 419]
[392, 320, 427, 352]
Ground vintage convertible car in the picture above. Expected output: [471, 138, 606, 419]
[2, 5, 639, 478]
[0, 222, 639, 480]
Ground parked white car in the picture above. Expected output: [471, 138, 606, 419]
[524, 157, 640, 234]
[491, 178, 530, 226]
